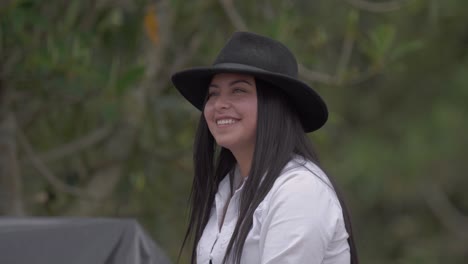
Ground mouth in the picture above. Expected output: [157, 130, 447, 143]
[216, 118, 239, 126]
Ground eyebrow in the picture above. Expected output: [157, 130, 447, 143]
[209, 79, 253, 88]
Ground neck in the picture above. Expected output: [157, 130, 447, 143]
[230, 147, 254, 178]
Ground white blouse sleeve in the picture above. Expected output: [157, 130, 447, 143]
[258, 171, 346, 264]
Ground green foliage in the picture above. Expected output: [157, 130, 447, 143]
[2, 0, 468, 263]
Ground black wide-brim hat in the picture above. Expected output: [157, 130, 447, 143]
[171, 31, 328, 133]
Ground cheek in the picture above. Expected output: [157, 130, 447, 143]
[243, 99, 258, 129]
[203, 103, 212, 120]
[203, 104, 217, 132]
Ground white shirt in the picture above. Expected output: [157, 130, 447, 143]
[197, 156, 350, 264]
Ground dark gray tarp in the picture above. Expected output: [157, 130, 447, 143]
[0, 218, 171, 264]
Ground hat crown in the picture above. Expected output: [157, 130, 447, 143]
[213, 32, 299, 78]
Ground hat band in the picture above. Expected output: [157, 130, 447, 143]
[212, 62, 279, 75]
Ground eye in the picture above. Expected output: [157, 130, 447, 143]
[233, 88, 246, 93]
[207, 90, 218, 99]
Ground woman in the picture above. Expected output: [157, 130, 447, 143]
[172, 32, 358, 264]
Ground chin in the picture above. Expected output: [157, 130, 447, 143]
[216, 141, 235, 150]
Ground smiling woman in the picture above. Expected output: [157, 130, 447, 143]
[171, 32, 358, 264]
[204, 73, 258, 177]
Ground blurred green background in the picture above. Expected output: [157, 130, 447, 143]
[1, 0, 467, 263]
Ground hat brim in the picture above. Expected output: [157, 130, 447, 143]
[171, 63, 328, 132]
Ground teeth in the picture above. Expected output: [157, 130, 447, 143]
[217, 119, 237, 125]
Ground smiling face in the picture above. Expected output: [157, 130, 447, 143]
[203, 73, 258, 156]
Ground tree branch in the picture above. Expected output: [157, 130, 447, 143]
[64, 0, 173, 216]
[16, 125, 96, 199]
[1, 50, 22, 78]
[423, 183, 468, 239]
[343, 0, 404, 13]
[218, 0, 248, 31]
[298, 63, 335, 85]
[22, 124, 113, 164]
[0, 112, 25, 216]
[335, 31, 355, 84]
[217, 0, 375, 86]
[348, 66, 382, 85]
[169, 33, 203, 74]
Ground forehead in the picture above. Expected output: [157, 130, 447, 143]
[210, 72, 255, 85]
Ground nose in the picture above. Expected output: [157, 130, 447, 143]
[213, 94, 230, 110]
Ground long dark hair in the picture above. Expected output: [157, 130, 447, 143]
[180, 78, 358, 264]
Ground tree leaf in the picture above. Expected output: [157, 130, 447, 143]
[116, 65, 145, 95]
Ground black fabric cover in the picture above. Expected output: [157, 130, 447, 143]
[0, 218, 171, 264]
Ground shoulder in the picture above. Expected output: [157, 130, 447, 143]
[254, 156, 348, 248]
[265, 156, 342, 210]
